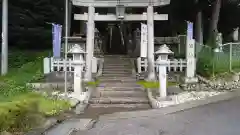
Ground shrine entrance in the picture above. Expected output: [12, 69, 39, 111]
[105, 23, 127, 55]
[72, 1, 170, 80]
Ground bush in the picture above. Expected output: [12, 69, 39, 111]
[196, 45, 215, 77]
[0, 51, 71, 132]
[0, 96, 40, 132]
[196, 56, 214, 77]
[0, 92, 71, 132]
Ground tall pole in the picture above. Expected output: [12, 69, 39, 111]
[1, 0, 8, 75]
[68, 1, 72, 36]
[64, 0, 69, 93]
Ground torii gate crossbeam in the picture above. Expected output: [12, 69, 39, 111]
[74, 13, 168, 21]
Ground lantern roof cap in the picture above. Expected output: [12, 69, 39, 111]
[68, 44, 86, 54]
[155, 44, 173, 54]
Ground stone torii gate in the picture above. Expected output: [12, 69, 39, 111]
[71, 0, 170, 81]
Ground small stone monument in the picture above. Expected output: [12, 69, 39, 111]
[184, 39, 198, 83]
[155, 44, 173, 98]
[68, 44, 86, 100]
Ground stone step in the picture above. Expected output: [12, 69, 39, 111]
[104, 61, 129, 63]
[104, 62, 130, 64]
[104, 55, 130, 57]
[102, 68, 132, 71]
[93, 90, 147, 98]
[89, 97, 149, 104]
[104, 57, 130, 59]
[89, 103, 150, 109]
[102, 71, 132, 74]
[103, 69, 132, 72]
[98, 83, 141, 87]
[97, 86, 143, 91]
[103, 66, 132, 71]
[99, 79, 136, 83]
[99, 76, 136, 80]
[101, 74, 132, 77]
[104, 64, 131, 67]
[102, 69, 132, 72]
[102, 73, 132, 76]
[104, 64, 131, 66]
[103, 64, 131, 67]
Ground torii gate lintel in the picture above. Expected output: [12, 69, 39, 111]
[74, 13, 168, 21]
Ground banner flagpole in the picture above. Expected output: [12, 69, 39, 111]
[64, 0, 69, 93]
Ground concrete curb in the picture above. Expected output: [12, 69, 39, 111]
[99, 89, 240, 121]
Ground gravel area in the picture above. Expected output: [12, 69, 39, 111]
[152, 90, 227, 108]
[171, 91, 226, 104]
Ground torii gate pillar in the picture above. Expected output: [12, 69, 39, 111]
[147, 5, 156, 81]
[84, 5, 95, 81]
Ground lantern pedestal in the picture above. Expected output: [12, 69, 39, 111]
[155, 44, 173, 98]
[68, 44, 86, 101]
[73, 64, 83, 95]
[158, 63, 167, 97]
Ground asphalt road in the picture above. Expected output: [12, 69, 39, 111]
[79, 97, 240, 135]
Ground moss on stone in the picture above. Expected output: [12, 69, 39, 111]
[137, 81, 177, 89]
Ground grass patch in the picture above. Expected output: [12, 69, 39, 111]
[137, 81, 177, 89]
[85, 80, 100, 86]
[0, 50, 71, 132]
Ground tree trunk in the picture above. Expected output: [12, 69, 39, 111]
[195, 9, 203, 45]
[208, 0, 221, 47]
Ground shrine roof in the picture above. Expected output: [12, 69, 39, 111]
[72, 0, 170, 7]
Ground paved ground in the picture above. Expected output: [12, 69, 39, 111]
[75, 97, 240, 135]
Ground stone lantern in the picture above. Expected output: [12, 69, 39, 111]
[155, 44, 173, 98]
[68, 44, 86, 97]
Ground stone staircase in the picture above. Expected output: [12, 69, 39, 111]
[89, 55, 151, 111]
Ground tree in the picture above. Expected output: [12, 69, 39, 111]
[195, 0, 203, 45]
[7, 0, 64, 48]
[208, 0, 221, 47]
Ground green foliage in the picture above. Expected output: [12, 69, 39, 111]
[196, 46, 214, 77]
[0, 97, 41, 132]
[0, 51, 47, 98]
[8, 50, 47, 68]
[196, 43, 240, 77]
[0, 51, 71, 132]
[0, 92, 70, 132]
[37, 95, 70, 116]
